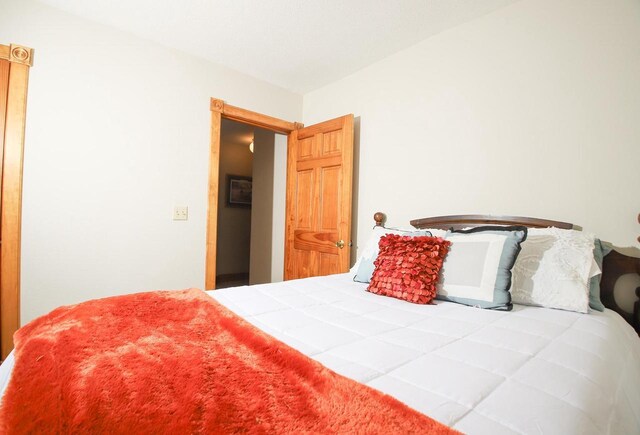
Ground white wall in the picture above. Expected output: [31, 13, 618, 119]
[303, 0, 640, 257]
[0, 0, 301, 323]
[270, 134, 288, 282]
[250, 129, 275, 284]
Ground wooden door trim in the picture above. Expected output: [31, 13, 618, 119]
[205, 97, 301, 290]
[210, 98, 301, 133]
[0, 43, 33, 359]
[205, 109, 222, 291]
[0, 60, 9, 189]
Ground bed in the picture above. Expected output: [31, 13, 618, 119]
[1, 214, 639, 434]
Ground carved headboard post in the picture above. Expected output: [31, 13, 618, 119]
[374, 212, 386, 228]
[635, 286, 640, 334]
[601, 250, 640, 333]
[636, 213, 640, 329]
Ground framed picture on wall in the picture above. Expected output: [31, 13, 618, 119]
[226, 175, 252, 208]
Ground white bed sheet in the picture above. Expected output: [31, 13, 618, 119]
[209, 273, 640, 435]
[1, 273, 638, 434]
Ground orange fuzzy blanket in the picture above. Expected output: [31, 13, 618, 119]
[0, 288, 457, 434]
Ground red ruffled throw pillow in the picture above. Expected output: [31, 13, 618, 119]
[367, 234, 451, 304]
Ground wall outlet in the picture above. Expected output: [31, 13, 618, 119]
[173, 206, 188, 221]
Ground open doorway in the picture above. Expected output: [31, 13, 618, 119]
[216, 119, 284, 288]
[206, 98, 354, 290]
[206, 98, 296, 290]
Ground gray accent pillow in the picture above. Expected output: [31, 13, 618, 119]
[589, 239, 611, 312]
[437, 226, 528, 311]
[353, 227, 432, 283]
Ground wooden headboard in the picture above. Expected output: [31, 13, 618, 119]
[409, 214, 574, 231]
[373, 212, 640, 334]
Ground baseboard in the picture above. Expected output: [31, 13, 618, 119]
[216, 272, 249, 284]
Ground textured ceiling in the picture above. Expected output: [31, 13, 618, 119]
[38, 0, 520, 94]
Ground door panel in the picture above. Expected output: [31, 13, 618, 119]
[293, 249, 315, 279]
[295, 170, 315, 229]
[319, 166, 340, 230]
[293, 230, 338, 255]
[298, 136, 314, 159]
[319, 252, 339, 276]
[284, 114, 354, 280]
[321, 130, 341, 156]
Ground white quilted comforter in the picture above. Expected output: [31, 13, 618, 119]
[209, 273, 640, 434]
[1, 273, 638, 434]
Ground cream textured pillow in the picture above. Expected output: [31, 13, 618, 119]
[511, 228, 596, 313]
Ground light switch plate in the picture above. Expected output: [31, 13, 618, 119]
[173, 206, 188, 221]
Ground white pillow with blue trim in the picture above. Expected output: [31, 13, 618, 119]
[436, 226, 528, 311]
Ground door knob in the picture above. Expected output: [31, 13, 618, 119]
[335, 240, 345, 249]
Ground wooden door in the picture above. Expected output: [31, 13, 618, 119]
[284, 114, 354, 280]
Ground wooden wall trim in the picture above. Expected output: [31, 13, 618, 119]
[0, 44, 34, 67]
[209, 97, 300, 134]
[0, 59, 9, 187]
[210, 98, 224, 113]
[1, 43, 33, 359]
